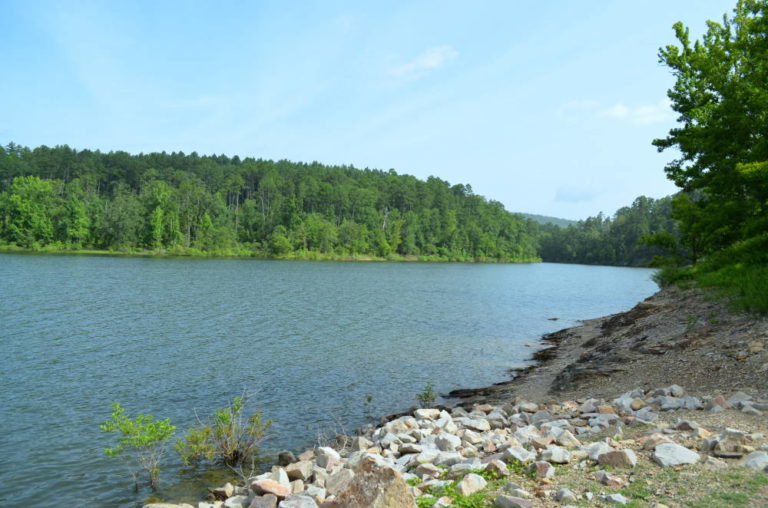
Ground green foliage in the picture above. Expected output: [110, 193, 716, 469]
[648, 1, 768, 312]
[538, 195, 679, 266]
[0, 143, 541, 262]
[100, 403, 176, 488]
[175, 395, 272, 468]
[415, 382, 437, 408]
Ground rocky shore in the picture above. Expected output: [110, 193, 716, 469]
[151, 287, 768, 507]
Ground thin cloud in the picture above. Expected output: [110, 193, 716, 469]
[600, 98, 673, 126]
[391, 45, 458, 79]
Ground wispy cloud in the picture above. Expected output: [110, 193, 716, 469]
[390, 45, 458, 79]
[599, 98, 673, 126]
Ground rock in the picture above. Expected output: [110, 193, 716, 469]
[316, 447, 342, 470]
[286, 461, 314, 482]
[587, 442, 615, 461]
[727, 391, 752, 406]
[529, 461, 555, 479]
[630, 398, 647, 411]
[435, 432, 461, 452]
[144, 505, 194, 508]
[433, 496, 453, 507]
[540, 446, 570, 464]
[278, 451, 297, 467]
[398, 443, 423, 454]
[598, 449, 637, 469]
[211, 483, 235, 500]
[224, 496, 249, 508]
[324, 456, 415, 508]
[251, 479, 291, 499]
[325, 469, 355, 496]
[290, 480, 304, 494]
[554, 488, 578, 503]
[707, 395, 732, 410]
[414, 408, 441, 420]
[601, 493, 628, 505]
[248, 495, 278, 508]
[457, 473, 488, 496]
[461, 418, 491, 432]
[270, 468, 291, 488]
[503, 446, 536, 464]
[350, 436, 373, 451]
[594, 470, 624, 487]
[653, 443, 700, 466]
[702, 456, 728, 471]
[518, 402, 539, 413]
[494, 495, 535, 508]
[414, 463, 442, 477]
[304, 485, 326, 500]
[434, 451, 463, 467]
[668, 384, 685, 397]
[277, 495, 318, 508]
[486, 459, 510, 477]
[555, 430, 581, 448]
[741, 451, 768, 471]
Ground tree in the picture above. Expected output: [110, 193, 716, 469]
[653, 0, 768, 254]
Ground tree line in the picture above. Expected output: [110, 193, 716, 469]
[0, 144, 542, 262]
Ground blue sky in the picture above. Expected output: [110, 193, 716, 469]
[1, 0, 736, 219]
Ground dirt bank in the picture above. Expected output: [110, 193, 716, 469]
[450, 287, 768, 406]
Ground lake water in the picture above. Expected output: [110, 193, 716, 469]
[0, 254, 657, 506]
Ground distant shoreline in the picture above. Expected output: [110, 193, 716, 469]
[0, 245, 540, 264]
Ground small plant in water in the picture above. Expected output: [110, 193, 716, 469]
[175, 393, 272, 470]
[100, 403, 176, 488]
[415, 381, 437, 408]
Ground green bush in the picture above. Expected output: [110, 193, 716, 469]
[415, 382, 437, 408]
[100, 403, 176, 488]
[175, 395, 272, 467]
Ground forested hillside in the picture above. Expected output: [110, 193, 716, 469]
[0, 143, 540, 261]
[536, 196, 678, 267]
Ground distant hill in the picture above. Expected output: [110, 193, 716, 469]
[518, 213, 576, 228]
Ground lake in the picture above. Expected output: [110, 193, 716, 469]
[0, 254, 657, 506]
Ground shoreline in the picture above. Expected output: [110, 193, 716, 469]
[0, 245, 540, 264]
[445, 286, 768, 407]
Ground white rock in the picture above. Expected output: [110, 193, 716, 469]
[457, 473, 488, 496]
[414, 408, 441, 420]
[435, 432, 462, 452]
[741, 451, 768, 471]
[503, 446, 536, 463]
[540, 446, 570, 464]
[654, 443, 700, 466]
[315, 447, 341, 469]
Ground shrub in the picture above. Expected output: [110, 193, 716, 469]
[100, 403, 176, 488]
[175, 394, 272, 468]
[415, 382, 437, 408]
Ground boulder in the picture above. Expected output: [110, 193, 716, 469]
[741, 451, 768, 471]
[601, 493, 628, 505]
[324, 456, 415, 508]
[435, 433, 461, 452]
[494, 495, 534, 508]
[540, 446, 570, 464]
[529, 461, 554, 479]
[598, 449, 637, 469]
[251, 479, 291, 499]
[502, 446, 536, 464]
[316, 447, 342, 470]
[224, 496, 249, 508]
[278, 451, 297, 467]
[248, 495, 278, 508]
[325, 468, 355, 496]
[485, 459, 510, 477]
[277, 495, 318, 508]
[457, 473, 487, 496]
[653, 443, 700, 466]
[587, 441, 614, 461]
[286, 461, 314, 482]
[554, 488, 578, 503]
[594, 470, 624, 487]
[414, 408, 441, 420]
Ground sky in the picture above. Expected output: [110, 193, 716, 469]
[1, 0, 737, 220]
